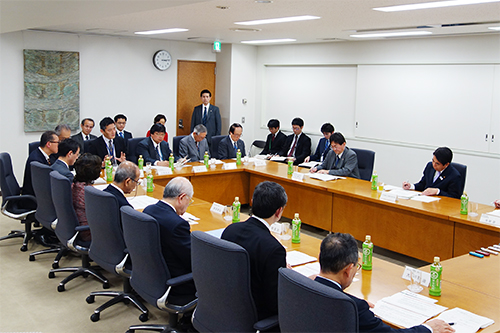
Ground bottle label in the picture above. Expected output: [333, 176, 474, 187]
[429, 266, 442, 295]
[460, 196, 468, 214]
[232, 203, 240, 222]
[147, 174, 154, 192]
[362, 243, 373, 270]
[292, 219, 301, 243]
[287, 160, 293, 175]
[371, 175, 378, 190]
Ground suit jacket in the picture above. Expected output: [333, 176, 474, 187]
[190, 104, 221, 144]
[179, 134, 209, 161]
[218, 135, 246, 160]
[23, 148, 50, 196]
[103, 184, 131, 209]
[221, 217, 287, 320]
[71, 132, 97, 152]
[278, 133, 312, 165]
[88, 136, 127, 163]
[51, 159, 74, 182]
[143, 200, 196, 302]
[317, 147, 360, 179]
[314, 276, 430, 333]
[310, 137, 331, 162]
[136, 137, 173, 165]
[414, 162, 461, 199]
[261, 131, 287, 155]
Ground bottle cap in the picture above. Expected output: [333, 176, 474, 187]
[366, 235, 371, 241]
[205, 151, 208, 154]
[170, 153, 173, 156]
[294, 213, 299, 219]
[434, 256, 440, 262]
[235, 197, 239, 201]
[237, 149, 241, 152]
[139, 155, 142, 158]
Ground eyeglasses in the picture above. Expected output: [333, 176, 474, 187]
[129, 177, 140, 186]
[50, 141, 60, 144]
[355, 262, 362, 270]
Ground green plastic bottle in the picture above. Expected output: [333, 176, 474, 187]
[460, 192, 468, 215]
[371, 171, 378, 190]
[232, 197, 241, 223]
[138, 155, 144, 170]
[287, 159, 293, 175]
[146, 170, 154, 193]
[204, 151, 209, 168]
[169, 153, 175, 171]
[105, 157, 113, 183]
[362, 235, 373, 271]
[292, 213, 301, 244]
[429, 256, 442, 296]
[236, 149, 242, 165]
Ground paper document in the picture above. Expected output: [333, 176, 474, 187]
[94, 177, 107, 185]
[309, 173, 345, 182]
[286, 251, 317, 267]
[298, 161, 320, 168]
[127, 195, 158, 210]
[270, 156, 287, 162]
[436, 308, 494, 333]
[411, 196, 440, 203]
[255, 154, 268, 160]
[372, 301, 430, 328]
[486, 209, 500, 217]
[181, 212, 200, 225]
[383, 184, 401, 191]
[205, 228, 225, 239]
[93, 184, 108, 191]
[293, 262, 320, 277]
[389, 189, 420, 200]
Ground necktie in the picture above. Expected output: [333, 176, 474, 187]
[119, 132, 124, 138]
[269, 134, 274, 150]
[47, 158, 51, 165]
[196, 142, 200, 155]
[156, 145, 162, 161]
[108, 140, 115, 164]
[234, 142, 238, 155]
[433, 171, 441, 183]
[202, 106, 208, 125]
[86, 135, 89, 141]
[334, 155, 340, 168]
[288, 135, 298, 157]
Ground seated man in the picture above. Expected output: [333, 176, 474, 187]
[23, 131, 59, 196]
[179, 124, 210, 161]
[278, 117, 311, 165]
[137, 123, 173, 166]
[311, 132, 360, 179]
[54, 124, 72, 142]
[218, 123, 246, 160]
[143, 177, 196, 303]
[260, 119, 286, 155]
[89, 117, 127, 165]
[103, 161, 139, 209]
[403, 147, 461, 199]
[304, 123, 335, 163]
[221, 181, 288, 320]
[51, 138, 80, 182]
[114, 114, 133, 140]
[71, 118, 97, 151]
[315, 233, 455, 333]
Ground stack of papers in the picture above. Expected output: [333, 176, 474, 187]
[436, 308, 494, 333]
[298, 161, 320, 168]
[94, 177, 107, 185]
[309, 173, 345, 182]
[293, 262, 320, 277]
[127, 195, 158, 210]
[181, 212, 200, 225]
[286, 251, 317, 267]
[270, 156, 287, 162]
[410, 196, 440, 203]
[388, 189, 420, 200]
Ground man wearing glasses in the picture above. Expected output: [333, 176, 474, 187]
[218, 123, 246, 160]
[103, 161, 139, 209]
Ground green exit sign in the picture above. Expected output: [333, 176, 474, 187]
[213, 41, 221, 53]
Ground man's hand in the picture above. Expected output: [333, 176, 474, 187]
[310, 166, 318, 173]
[317, 170, 329, 174]
[494, 199, 500, 209]
[116, 152, 126, 163]
[422, 187, 439, 196]
[156, 160, 169, 167]
[304, 156, 310, 163]
[402, 181, 411, 190]
[425, 319, 455, 333]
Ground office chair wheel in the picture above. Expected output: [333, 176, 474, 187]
[123, 299, 130, 305]
[29, 254, 35, 261]
[86, 295, 95, 304]
[90, 313, 100, 322]
[103, 282, 110, 289]
[20, 245, 28, 252]
[57, 284, 65, 292]
[139, 313, 148, 322]
[48, 272, 55, 278]
[126, 330, 135, 333]
[82, 272, 89, 278]
[52, 262, 59, 269]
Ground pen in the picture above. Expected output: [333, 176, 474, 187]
[448, 323, 454, 326]
[469, 251, 484, 258]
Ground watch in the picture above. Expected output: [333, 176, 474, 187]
[152, 50, 172, 71]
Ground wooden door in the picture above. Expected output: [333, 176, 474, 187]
[176, 60, 216, 136]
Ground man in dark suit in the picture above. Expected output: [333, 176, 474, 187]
[88, 117, 127, 165]
[221, 181, 288, 321]
[403, 147, 461, 199]
[311, 132, 360, 179]
[315, 233, 455, 333]
[278, 117, 312, 165]
[179, 124, 210, 161]
[114, 114, 133, 140]
[103, 161, 139, 209]
[143, 177, 196, 304]
[190, 89, 221, 145]
[260, 119, 287, 155]
[71, 118, 97, 152]
[304, 123, 335, 163]
[23, 131, 59, 196]
[51, 138, 80, 182]
[218, 123, 246, 160]
[136, 123, 173, 166]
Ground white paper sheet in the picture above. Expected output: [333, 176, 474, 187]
[436, 308, 494, 333]
[181, 212, 200, 225]
[308, 173, 345, 182]
[298, 161, 321, 168]
[486, 209, 500, 217]
[411, 195, 441, 203]
[127, 195, 158, 210]
[372, 301, 430, 328]
[270, 156, 287, 162]
[286, 251, 317, 267]
[293, 262, 321, 277]
[389, 189, 420, 199]
[94, 177, 107, 185]
[205, 228, 225, 239]
[383, 184, 402, 191]
[381, 291, 447, 318]
[93, 184, 108, 191]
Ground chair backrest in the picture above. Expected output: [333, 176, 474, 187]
[250, 140, 266, 157]
[85, 186, 127, 274]
[451, 162, 467, 194]
[31, 162, 57, 228]
[210, 135, 225, 159]
[120, 206, 172, 308]
[28, 141, 40, 155]
[191, 230, 259, 332]
[173, 135, 187, 159]
[350, 148, 375, 181]
[278, 268, 359, 333]
[83, 138, 95, 155]
[0, 152, 21, 201]
[127, 137, 146, 164]
[49, 171, 80, 245]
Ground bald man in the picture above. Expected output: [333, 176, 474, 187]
[103, 161, 139, 209]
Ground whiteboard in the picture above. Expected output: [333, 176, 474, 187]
[262, 65, 357, 136]
[355, 64, 496, 152]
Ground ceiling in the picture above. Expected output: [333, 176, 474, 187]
[1, 0, 500, 44]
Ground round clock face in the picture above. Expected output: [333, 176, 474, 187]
[153, 50, 172, 71]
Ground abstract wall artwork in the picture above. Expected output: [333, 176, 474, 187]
[24, 49, 80, 132]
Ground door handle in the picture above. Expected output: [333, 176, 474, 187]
[178, 119, 184, 129]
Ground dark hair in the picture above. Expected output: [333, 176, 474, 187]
[433, 147, 453, 165]
[229, 123, 243, 134]
[58, 138, 80, 157]
[251, 181, 287, 219]
[291, 118, 304, 127]
[153, 114, 166, 124]
[114, 114, 127, 122]
[99, 117, 115, 130]
[319, 233, 359, 274]
[330, 132, 346, 145]
[81, 118, 94, 126]
[74, 153, 102, 184]
[40, 131, 57, 147]
[267, 119, 280, 128]
[321, 123, 335, 134]
[200, 89, 212, 97]
[150, 123, 166, 135]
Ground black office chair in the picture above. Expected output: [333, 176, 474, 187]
[0, 152, 38, 252]
[451, 162, 467, 194]
[48, 171, 109, 292]
[28, 141, 40, 155]
[84, 187, 149, 322]
[127, 137, 145, 164]
[121, 206, 197, 333]
[83, 138, 95, 156]
[173, 135, 187, 160]
[250, 140, 266, 157]
[190, 230, 279, 332]
[278, 268, 359, 332]
[351, 148, 375, 181]
[210, 135, 225, 159]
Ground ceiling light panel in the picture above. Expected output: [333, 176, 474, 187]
[374, 0, 500, 12]
[235, 15, 320, 25]
[241, 38, 297, 44]
[350, 31, 433, 38]
[135, 28, 188, 35]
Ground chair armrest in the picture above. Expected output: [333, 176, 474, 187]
[75, 225, 90, 232]
[166, 273, 193, 288]
[4, 194, 37, 207]
[254, 315, 279, 332]
[2, 195, 37, 219]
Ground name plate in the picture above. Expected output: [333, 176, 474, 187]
[210, 202, 225, 215]
[291, 172, 304, 182]
[479, 214, 500, 227]
[270, 223, 282, 234]
[193, 165, 208, 173]
[380, 191, 397, 203]
[223, 162, 237, 170]
[254, 159, 267, 167]
[402, 266, 430, 287]
[155, 168, 173, 176]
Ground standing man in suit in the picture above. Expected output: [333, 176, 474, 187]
[51, 138, 80, 182]
[179, 124, 209, 161]
[315, 233, 455, 333]
[403, 147, 461, 199]
[221, 181, 288, 321]
[311, 132, 360, 179]
[71, 118, 97, 151]
[114, 114, 133, 140]
[260, 119, 287, 155]
[103, 161, 139, 209]
[136, 124, 173, 166]
[190, 89, 221, 145]
[88, 117, 127, 165]
[304, 123, 335, 163]
[278, 117, 312, 165]
[23, 131, 59, 196]
[143, 177, 196, 304]
[218, 123, 246, 160]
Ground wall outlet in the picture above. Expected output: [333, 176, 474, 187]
[241, 117, 245, 123]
